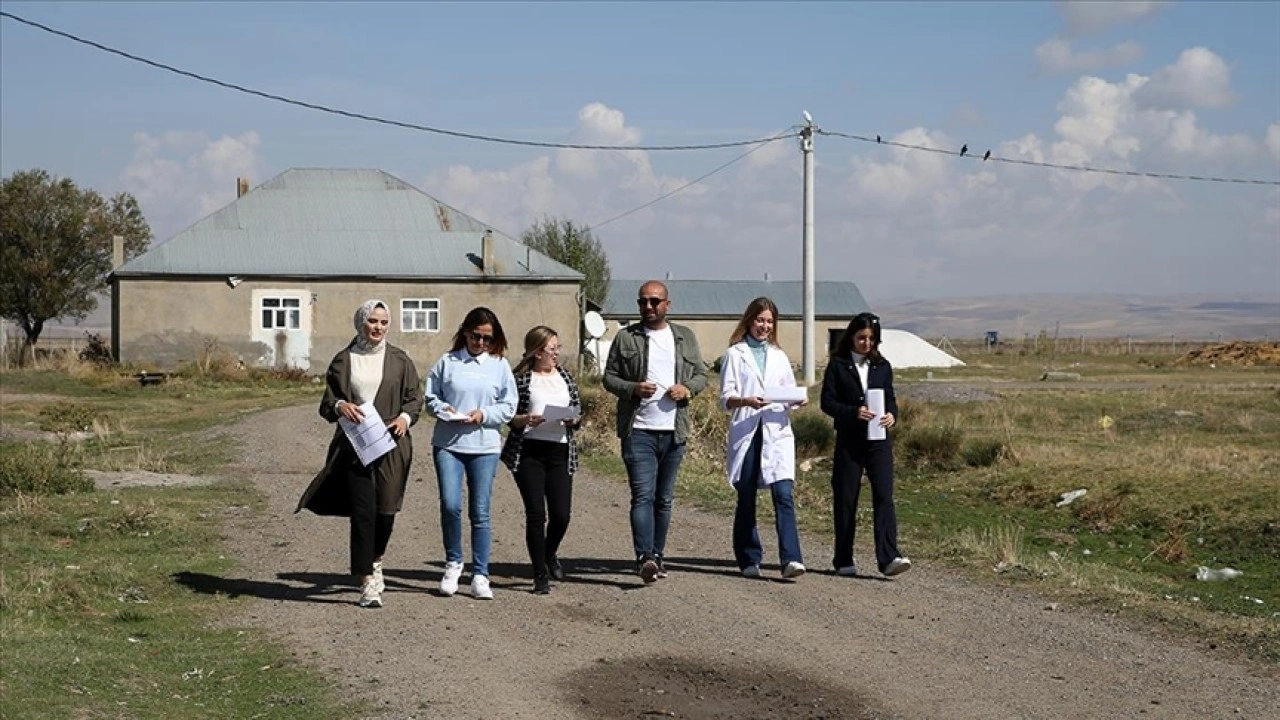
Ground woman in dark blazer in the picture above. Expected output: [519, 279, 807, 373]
[820, 312, 911, 578]
[297, 299, 423, 608]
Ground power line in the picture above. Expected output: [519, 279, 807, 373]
[0, 11, 793, 152]
[590, 133, 792, 231]
[817, 129, 1280, 186]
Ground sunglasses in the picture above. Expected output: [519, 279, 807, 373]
[466, 331, 495, 344]
[637, 297, 666, 308]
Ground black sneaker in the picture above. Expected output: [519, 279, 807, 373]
[533, 575, 551, 595]
[638, 555, 659, 584]
[654, 555, 669, 579]
[546, 555, 565, 581]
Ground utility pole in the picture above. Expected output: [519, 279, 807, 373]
[801, 112, 816, 385]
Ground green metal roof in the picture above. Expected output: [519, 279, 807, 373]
[603, 279, 870, 319]
[116, 169, 582, 280]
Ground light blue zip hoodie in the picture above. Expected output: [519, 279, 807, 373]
[424, 349, 517, 454]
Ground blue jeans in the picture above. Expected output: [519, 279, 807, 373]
[433, 447, 499, 577]
[733, 426, 803, 569]
[622, 429, 686, 560]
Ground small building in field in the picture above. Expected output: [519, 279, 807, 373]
[112, 168, 584, 372]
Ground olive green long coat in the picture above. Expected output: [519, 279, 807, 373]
[296, 343, 423, 516]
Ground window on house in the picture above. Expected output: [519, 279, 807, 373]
[401, 299, 440, 332]
[261, 297, 301, 330]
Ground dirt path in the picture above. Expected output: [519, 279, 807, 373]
[205, 404, 1277, 719]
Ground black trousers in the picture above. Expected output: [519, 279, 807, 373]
[831, 435, 900, 573]
[513, 439, 573, 578]
[348, 461, 396, 577]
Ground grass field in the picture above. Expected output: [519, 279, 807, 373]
[0, 365, 362, 719]
[577, 346, 1280, 664]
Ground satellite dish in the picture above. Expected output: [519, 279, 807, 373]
[583, 311, 606, 339]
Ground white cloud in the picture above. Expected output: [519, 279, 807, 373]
[1265, 123, 1280, 161]
[1035, 38, 1143, 74]
[121, 130, 267, 241]
[1057, 1, 1168, 36]
[1134, 47, 1235, 109]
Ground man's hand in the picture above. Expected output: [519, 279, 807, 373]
[634, 381, 658, 399]
[667, 384, 691, 402]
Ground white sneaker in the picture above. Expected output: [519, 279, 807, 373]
[884, 557, 912, 577]
[471, 575, 494, 600]
[439, 561, 463, 596]
[782, 561, 807, 579]
[371, 561, 385, 594]
[741, 565, 761, 578]
[358, 579, 383, 608]
[836, 564, 858, 577]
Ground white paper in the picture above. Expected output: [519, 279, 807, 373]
[763, 386, 807, 404]
[436, 408, 471, 422]
[542, 404, 581, 422]
[865, 389, 887, 441]
[337, 401, 397, 467]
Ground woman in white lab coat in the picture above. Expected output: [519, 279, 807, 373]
[719, 297, 807, 579]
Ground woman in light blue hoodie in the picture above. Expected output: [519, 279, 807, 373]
[424, 306, 517, 600]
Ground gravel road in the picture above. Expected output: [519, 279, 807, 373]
[205, 403, 1278, 719]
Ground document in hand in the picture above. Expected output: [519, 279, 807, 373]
[865, 389, 887, 441]
[541, 404, 581, 423]
[763, 386, 807, 404]
[337, 401, 398, 467]
[436, 408, 471, 422]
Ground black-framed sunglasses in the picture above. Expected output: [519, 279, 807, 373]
[637, 296, 666, 308]
[466, 331, 495, 344]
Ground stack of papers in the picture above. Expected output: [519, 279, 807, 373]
[337, 401, 397, 466]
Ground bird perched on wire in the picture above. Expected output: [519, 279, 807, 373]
[983, 150, 991, 161]
[960, 144, 969, 157]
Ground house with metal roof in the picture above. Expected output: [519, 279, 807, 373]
[112, 168, 584, 371]
[597, 278, 871, 366]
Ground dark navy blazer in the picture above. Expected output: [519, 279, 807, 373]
[819, 355, 899, 441]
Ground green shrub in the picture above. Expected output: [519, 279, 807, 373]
[962, 438, 1006, 467]
[38, 403, 99, 433]
[0, 442, 93, 496]
[791, 412, 834, 455]
[900, 425, 964, 470]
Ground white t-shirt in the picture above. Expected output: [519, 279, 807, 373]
[633, 326, 678, 431]
[524, 371, 571, 443]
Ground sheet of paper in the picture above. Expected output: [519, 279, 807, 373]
[337, 401, 397, 467]
[763, 386, 807, 404]
[865, 388, 887, 441]
[542, 404, 581, 422]
[436, 408, 471, 422]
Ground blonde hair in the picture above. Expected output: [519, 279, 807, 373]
[513, 325, 559, 375]
[728, 297, 780, 346]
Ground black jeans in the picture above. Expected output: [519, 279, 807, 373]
[513, 439, 573, 578]
[830, 435, 900, 573]
[348, 461, 396, 577]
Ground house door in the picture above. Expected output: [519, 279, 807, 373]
[251, 290, 312, 370]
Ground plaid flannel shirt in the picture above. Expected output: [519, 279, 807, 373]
[500, 365, 581, 475]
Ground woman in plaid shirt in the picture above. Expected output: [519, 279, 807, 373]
[501, 326, 583, 595]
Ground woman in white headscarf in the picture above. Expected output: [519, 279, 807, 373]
[297, 300, 423, 608]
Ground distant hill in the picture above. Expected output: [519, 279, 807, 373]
[872, 293, 1280, 341]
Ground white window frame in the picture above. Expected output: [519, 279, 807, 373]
[260, 296, 302, 330]
[401, 298, 441, 333]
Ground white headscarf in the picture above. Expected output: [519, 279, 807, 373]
[352, 299, 389, 354]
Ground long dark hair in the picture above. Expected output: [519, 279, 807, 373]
[450, 306, 509, 357]
[728, 297, 780, 346]
[832, 312, 884, 364]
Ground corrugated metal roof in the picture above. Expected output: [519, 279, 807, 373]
[116, 168, 582, 280]
[602, 279, 870, 319]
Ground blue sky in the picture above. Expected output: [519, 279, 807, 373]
[2, 1, 1278, 303]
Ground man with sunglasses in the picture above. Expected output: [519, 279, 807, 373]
[603, 280, 708, 583]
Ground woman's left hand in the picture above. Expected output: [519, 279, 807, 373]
[880, 412, 895, 429]
[386, 416, 409, 437]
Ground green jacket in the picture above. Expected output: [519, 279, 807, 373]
[602, 321, 708, 443]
